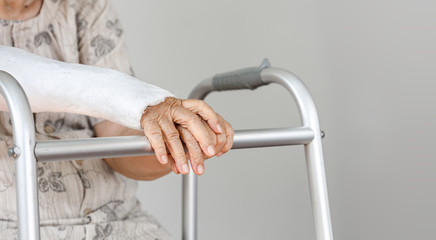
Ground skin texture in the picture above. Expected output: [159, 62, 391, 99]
[0, 0, 42, 20]
[139, 97, 233, 176]
[94, 98, 234, 180]
[0, 0, 234, 180]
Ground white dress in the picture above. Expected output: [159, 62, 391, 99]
[0, 0, 173, 239]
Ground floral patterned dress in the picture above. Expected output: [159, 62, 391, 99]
[0, 0, 173, 239]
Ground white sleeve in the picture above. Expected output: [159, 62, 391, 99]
[0, 46, 174, 130]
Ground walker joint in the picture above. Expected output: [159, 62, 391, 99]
[8, 146, 20, 158]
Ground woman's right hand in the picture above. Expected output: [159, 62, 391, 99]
[140, 97, 234, 175]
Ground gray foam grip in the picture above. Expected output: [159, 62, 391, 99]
[212, 59, 271, 91]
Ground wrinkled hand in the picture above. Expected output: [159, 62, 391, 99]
[140, 97, 234, 175]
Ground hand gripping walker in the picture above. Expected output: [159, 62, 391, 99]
[0, 59, 333, 240]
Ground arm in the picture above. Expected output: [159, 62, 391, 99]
[75, 0, 233, 176]
[0, 0, 233, 177]
[0, 46, 233, 175]
[0, 46, 171, 130]
[74, 0, 177, 178]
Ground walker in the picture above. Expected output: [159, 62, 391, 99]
[0, 59, 333, 240]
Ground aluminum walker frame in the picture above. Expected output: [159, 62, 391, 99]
[0, 59, 333, 240]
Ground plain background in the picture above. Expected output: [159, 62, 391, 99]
[112, 0, 436, 239]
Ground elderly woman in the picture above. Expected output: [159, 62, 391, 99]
[0, 0, 233, 239]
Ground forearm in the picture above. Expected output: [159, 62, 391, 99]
[0, 46, 173, 130]
[0, 46, 233, 176]
[94, 120, 172, 180]
[105, 155, 172, 181]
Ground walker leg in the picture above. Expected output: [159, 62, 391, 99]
[261, 68, 333, 240]
[0, 71, 40, 240]
[182, 169, 197, 240]
[305, 137, 333, 240]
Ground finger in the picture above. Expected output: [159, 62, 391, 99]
[177, 125, 205, 175]
[166, 155, 180, 174]
[160, 118, 190, 174]
[142, 120, 169, 164]
[217, 120, 234, 157]
[171, 106, 216, 157]
[200, 120, 225, 155]
[167, 156, 180, 174]
[215, 132, 227, 156]
[172, 161, 180, 174]
[215, 115, 228, 155]
[182, 99, 223, 134]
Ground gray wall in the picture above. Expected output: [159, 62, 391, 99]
[112, 0, 436, 239]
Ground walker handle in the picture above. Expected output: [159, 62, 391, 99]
[212, 58, 271, 91]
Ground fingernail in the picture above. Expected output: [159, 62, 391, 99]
[197, 165, 204, 175]
[207, 145, 216, 156]
[182, 164, 189, 174]
[161, 155, 168, 164]
[216, 124, 223, 134]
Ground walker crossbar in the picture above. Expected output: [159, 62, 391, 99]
[0, 60, 333, 240]
[34, 127, 314, 162]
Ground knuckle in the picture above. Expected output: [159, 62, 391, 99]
[210, 136, 217, 146]
[191, 147, 203, 158]
[191, 155, 204, 165]
[192, 157, 204, 165]
[176, 125, 185, 131]
[227, 135, 234, 144]
[173, 152, 186, 162]
[203, 137, 214, 148]
[225, 140, 233, 151]
[154, 145, 167, 154]
[187, 113, 200, 123]
[198, 100, 208, 109]
[141, 119, 156, 129]
[166, 131, 180, 140]
[203, 137, 214, 147]
[148, 131, 163, 138]
[217, 134, 226, 144]
[228, 128, 235, 137]
[184, 135, 198, 145]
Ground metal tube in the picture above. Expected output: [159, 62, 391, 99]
[34, 127, 313, 162]
[33, 125, 313, 240]
[187, 77, 214, 100]
[181, 82, 214, 240]
[261, 68, 333, 240]
[183, 67, 333, 240]
[182, 70, 317, 240]
[0, 71, 40, 240]
[35, 135, 154, 162]
[232, 127, 313, 149]
[182, 166, 197, 240]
